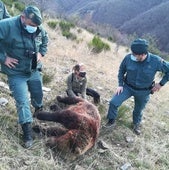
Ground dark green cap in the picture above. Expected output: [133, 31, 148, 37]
[131, 38, 149, 55]
[24, 6, 42, 25]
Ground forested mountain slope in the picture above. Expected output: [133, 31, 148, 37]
[40, 0, 169, 52]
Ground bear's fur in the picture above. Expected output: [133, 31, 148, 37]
[33, 96, 101, 158]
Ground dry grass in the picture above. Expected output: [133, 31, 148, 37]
[0, 20, 169, 170]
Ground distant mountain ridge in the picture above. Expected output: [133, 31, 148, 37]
[54, 0, 169, 52]
[119, 1, 169, 52]
[34, 0, 169, 52]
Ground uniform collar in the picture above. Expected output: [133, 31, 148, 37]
[146, 53, 151, 62]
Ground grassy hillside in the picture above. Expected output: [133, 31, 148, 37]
[0, 18, 169, 169]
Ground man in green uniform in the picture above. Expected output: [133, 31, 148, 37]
[105, 38, 169, 135]
[0, 6, 48, 148]
[0, 0, 10, 19]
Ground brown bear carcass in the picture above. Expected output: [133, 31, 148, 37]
[33, 96, 101, 158]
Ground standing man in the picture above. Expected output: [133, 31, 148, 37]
[0, 6, 48, 148]
[0, 0, 10, 19]
[105, 38, 169, 135]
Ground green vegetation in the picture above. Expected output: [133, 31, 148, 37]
[14, 2, 25, 11]
[107, 36, 113, 41]
[59, 20, 77, 40]
[88, 35, 110, 53]
[117, 105, 131, 128]
[2, 0, 25, 16]
[59, 21, 75, 31]
[47, 20, 58, 29]
[42, 69, 54, 85]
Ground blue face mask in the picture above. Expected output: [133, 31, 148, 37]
[25, 25, 37, 33]
[130, 54, 138, 62]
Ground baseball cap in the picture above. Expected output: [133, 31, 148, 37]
[24, 6, 42, 25]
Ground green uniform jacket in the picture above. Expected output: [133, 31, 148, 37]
[0, 1, 10, 19]
[0, 15, 48, 76]
[66, 73, 87, 99]
[118, 53, 169, 87]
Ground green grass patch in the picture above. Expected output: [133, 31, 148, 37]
[42, 70, 54, 85]
[47, 20, 58, 29]
[88, 35, 110, 53]
[116, 105, 131, 128]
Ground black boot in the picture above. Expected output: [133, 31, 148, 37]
[21, 122, 33, 148]
[133, 124, 141, 135]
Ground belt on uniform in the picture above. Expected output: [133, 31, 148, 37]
[125, 82, 152, 91]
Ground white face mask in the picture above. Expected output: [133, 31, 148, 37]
[25, 25, 37, 33]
